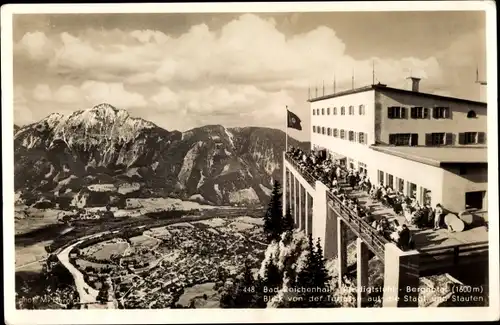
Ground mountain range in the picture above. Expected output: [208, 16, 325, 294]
[14, 103, 308, 207]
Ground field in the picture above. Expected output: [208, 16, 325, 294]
[15, 240, 52, 273]
[81, 239, 129, 260]
[75, 259, 118, 271]
[176, 282, 220, 308]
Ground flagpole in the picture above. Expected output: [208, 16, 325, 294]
[285, 105, 288, 151]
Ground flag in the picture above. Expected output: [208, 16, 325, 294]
[287, 109, 302, 130]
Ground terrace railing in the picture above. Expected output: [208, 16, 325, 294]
[285, 151, 389, 259]
[284, 153, 317, 188]
[328, 191, 389, 259]
[418, 241, 489, 275]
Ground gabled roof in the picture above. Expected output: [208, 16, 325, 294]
[308, 84, 487, 107]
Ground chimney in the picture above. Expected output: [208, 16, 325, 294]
[409, 77, 421, 92]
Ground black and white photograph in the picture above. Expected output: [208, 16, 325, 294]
[2, 2, 498, 323]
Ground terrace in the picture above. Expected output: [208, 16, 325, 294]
[284, 150, 489, 274]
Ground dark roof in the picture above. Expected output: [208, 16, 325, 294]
[308, 84, 487, 107]
[369, 145, 488, 167]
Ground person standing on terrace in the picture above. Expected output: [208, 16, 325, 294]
[434, 203, 444, 230]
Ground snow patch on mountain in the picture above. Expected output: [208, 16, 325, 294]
[124, 167, 141, 178]
[178, 141, 203, 187]
[197, 170, 206, 189]
[118, 182, 141, 194]
[214, 184, 222, 198]
[223, 127, 235, 149]
[87, 184, 116, 192]
[151, 161, 159, 171]
[229, 187, 259, 204]
[259, 184, 272, 196]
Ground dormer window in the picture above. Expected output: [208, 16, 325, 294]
[467, 110, 477, 118]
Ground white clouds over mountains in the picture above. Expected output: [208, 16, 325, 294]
[14, 13, 481, 131]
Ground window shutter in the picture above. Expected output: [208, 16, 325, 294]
[401, 107, 407, 119]
[388, 107, 393, 118]
[458, 132, 465, 145]
[432, 107, 438, 119]
[410, 107, 416, 119]
[411, 134, 418, 146]
[425, 133, 432, 146]
[444, 107, 450, 119]
[313, 126, 316, 133]
[365, 133, 368, 144]
[389, 134, 395, 145]
[478, 132, 486, 144]
[424, 108, 429, 119]
[445, 133, 453, 145]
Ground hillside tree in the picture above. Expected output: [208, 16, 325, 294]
[282, 207, 294, 233]
[263, 180, 283, 242]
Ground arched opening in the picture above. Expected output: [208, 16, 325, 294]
[467, 110, 477, 118]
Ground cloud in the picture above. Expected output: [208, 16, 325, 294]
[80, 81, 148, 108]
[14, 86, 34, 126]
[13, 13, 484, 131]
[33, 84, 52, 101]
[53, 85, 83, 103]
[14, 14, 446, 89]
[29, 81, 147, 109]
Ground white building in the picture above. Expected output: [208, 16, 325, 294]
[309, 79, 487, 214]
[282, 79, 489, 307]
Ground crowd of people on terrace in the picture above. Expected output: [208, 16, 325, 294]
[286, 146, 450, 251]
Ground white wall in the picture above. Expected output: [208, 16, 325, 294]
[368, 149, 445, 205]
[310, 90, 376, 146]
[441, 165, 488, 212]
[376, 91, 487, 146]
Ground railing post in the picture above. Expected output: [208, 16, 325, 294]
[453, 246, 459, 265]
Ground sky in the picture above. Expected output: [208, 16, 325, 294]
[12, 11, 486, 141]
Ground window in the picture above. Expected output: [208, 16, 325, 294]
[312, 126, 316, 133]
[341, 106, 345, 115]
[389, 133, 418, 146]
[407, 182, 417, 198]
[327, 107, 330, 115]
[333, 107, 337, 115]
[333, 128, 338, 137]
[425, 132, 452, 146]
[388, 106, 407, 119]
[348, 131, 355, 141]
[411, 106, 429, 119]
[433, 106, 450, 119]
[386, 174, 394, 188]
[321, 108, 325, 115]
[358, 162, 367, 174]
[359, 105, 365, 115]
[327, 127, 332, 136]
[312, 109, 315, 116]
[358, 132, 365, 144]
[397, 178, 404, 192]
[423, 188, 432, 206]
[378, 170, 384, 186]
[465, 191, 485, 210]
[467, 110, 477, 118]
[459, 132, 486, 145]
[316, 109, 320, 115]
[321, 127, 325, 135]
[349, 106, 354, 115]
[340, 130, 345, 139]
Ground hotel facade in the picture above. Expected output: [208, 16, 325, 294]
[282, 79, 488, 307]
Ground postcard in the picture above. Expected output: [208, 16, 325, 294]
[2, 2, 498, 324]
